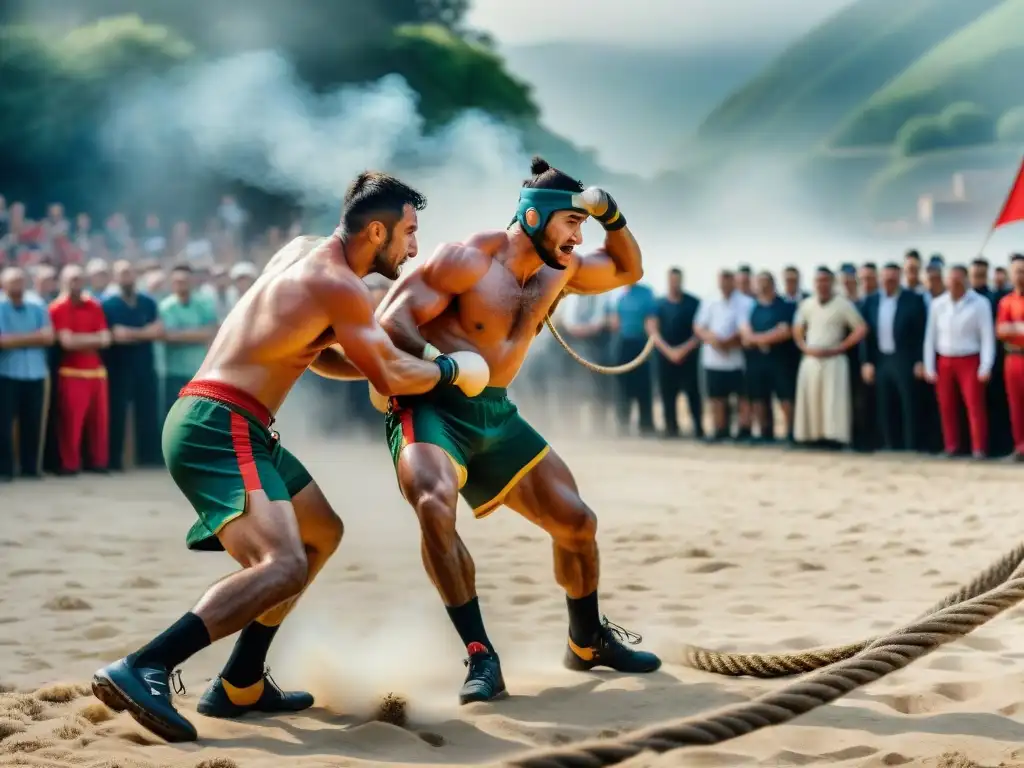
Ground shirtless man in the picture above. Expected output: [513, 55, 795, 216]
[374, 157, 661, 704]
[91, 172, 489, 741]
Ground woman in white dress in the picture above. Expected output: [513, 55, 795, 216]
[792, 267, 868, 446]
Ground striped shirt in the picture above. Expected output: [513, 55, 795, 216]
[0, 295, 51, 380]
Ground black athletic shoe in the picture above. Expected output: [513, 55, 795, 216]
[564, 618, 662, 674]
[197, 669, 314, 718]
[459, 642, 507, 705]
[92, 658, 197, 742]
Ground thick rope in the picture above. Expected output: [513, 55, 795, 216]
[682, 541, 1024, 678]
[505, 557, 1024, 768]
[544, 314, 655, 375]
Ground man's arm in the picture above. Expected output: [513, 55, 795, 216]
[308, 346, 365, 381]
[923, 299, 938, 379]
[376, 242, 490, 358]
[837, 300, 867, 352]
[0, 307, 54, 349]
[645, 315, 675, 358]
[317, 279, 442, 396]
[564, 226, 643, 296]
[978, 300, 996, 378]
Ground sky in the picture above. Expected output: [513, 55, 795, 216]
[466, 0, 858, 47]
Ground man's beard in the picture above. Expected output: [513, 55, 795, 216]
[371, 232, 401, 280]
[531, 230, 567, 271]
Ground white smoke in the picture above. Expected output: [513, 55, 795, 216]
[104, 50, 531, 250]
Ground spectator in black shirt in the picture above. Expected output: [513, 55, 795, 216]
[781, 265, 808, 304]
[739, 271, 796, 442]
[971, 257, 1012, 456]
[647, 267, 702, 438]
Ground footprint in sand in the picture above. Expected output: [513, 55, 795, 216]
[510, 574, 537, 585]
[690, 561, 736, 575]
[728, 604, 764, 616]
[658, 602, 694, 613]
[621, 583, 650, 592]
[43, 596, 91, 611]
[681, 548, 713, 559]
[82, 625, 120, 641]
[796, 561, 826, 572]
[510, 593, 542, 606]
[7, 569, 63, 578]
[122, 576, 159, 589]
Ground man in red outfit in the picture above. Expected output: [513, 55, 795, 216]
[996, 254, 1024, 461]
[49, 265, 111, 474]
[923, 264, 996, 459]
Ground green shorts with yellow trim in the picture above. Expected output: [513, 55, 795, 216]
[162, 384, 313, 552]
[385, 386, 549, 517]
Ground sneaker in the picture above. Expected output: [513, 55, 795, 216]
[197, 668, 313, 718]
[564, 618, 662, 673]
[458, 642, 507, 705]
[92, 658, 197, 742]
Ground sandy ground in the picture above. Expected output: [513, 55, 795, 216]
[2, 432, 1024, 768]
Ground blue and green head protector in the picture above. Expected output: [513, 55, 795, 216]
[514, 188, 588, 271]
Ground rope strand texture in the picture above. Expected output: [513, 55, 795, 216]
[505, 560, 1024, 768]
[544, 315, 655, 375]
[683, 542, 1024, 678]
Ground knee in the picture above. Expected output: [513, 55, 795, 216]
[262, 549, 309, 598]
[410, 481, 458, 539]
[554, 499, 598, 545]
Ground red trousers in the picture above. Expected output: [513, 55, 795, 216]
[935, 354, 988, 455]
[1006, 353, 1024, 454]
[57, 370, 109, 472]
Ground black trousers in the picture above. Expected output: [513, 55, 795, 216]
[658, 357, 703, 436]
[988, 352, 1013, 457]
[875, 354, 916, 451]
[0, 376, 48, 478]
[108, 368, 162, 469]
[615, 337, 654, 434]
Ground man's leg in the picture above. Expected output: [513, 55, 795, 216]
[682, 364, 704, 438]
[634, 359, 655, 435]
[85, 376, 110, 471]
[93, 491, 312, 742]
[934, 356, 961, 455]
[0, 377, 15, 480]
[396, 443, 502, 704]
[875, 362, 896, 450]
[108, 376, 129, 471]
[199, 480, 343, 717]
[957, 356, 988, 457]
[501, 450, 660, 673]
[17, 378, 46, 477]
[658, 364, 680, 436]
[57, 374, 88, 474]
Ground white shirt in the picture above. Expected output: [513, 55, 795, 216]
[877, 290, 899, 354]
[923, 289, 996, 378]
[694, 291, 750, 371]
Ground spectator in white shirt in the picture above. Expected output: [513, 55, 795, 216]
[694, 269, 747, 441]
[924, 265, 996, 458]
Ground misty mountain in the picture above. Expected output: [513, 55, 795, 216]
[499, 41, 781, 175]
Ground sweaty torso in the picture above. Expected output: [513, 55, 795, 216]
[419, 233, 573, 387]
[193, 236, 342, 413]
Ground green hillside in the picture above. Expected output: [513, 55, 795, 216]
[697, 0, 997, 148]
[832, 0, 1024, 147]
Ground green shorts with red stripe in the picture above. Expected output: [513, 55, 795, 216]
[384, 386, 550, 518]
[162, 380, 313, 551]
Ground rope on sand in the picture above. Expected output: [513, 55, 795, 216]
[544, 315, 654, 375]
[683, 542, 1024, 677]
[505, 546, 1024, 768]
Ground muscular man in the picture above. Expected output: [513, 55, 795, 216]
[91, 173, 488, 741]
[374, 157, 661, 705]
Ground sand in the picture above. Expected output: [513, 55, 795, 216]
[3, 434, 1024, 768]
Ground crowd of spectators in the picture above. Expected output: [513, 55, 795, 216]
[2, 192, 1023, 483]
[557, 251, 1024, 462]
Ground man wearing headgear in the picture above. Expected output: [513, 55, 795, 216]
[375, 156, 660, 705]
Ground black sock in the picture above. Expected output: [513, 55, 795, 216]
[446, 597, 495, 654]
[128, 612, 211, 671]
[566, 591, 602, 646]
[220, 621, 279, 688]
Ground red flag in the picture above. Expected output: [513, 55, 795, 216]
[993, 156, 1024, 229]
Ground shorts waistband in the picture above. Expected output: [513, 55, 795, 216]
[180, 379, 274, 428]
[419, 385, 507, 404]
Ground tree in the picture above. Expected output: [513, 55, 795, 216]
[895, 115, 948, 156]
[940, 101, 995, 148]
[996, 106, 1024, 143]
